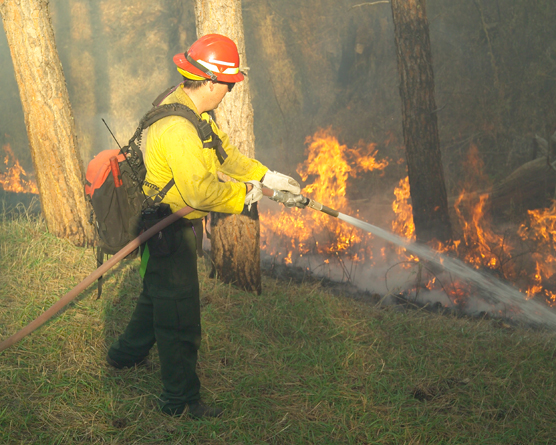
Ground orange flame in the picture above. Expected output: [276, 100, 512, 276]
[0, 144, 38, 194]
[260, 129, 388, 265]
[391, 176, 415, 241]
[518, 201, 556, 302]
[389, 143, 556, 307]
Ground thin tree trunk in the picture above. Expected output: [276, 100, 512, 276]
[390, 0, 452, 243]
[194, 0, 261, 294]
[0, 0, 95, 246]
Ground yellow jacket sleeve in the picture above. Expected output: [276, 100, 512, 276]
[208, 117, 268, 182]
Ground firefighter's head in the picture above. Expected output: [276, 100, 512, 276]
[173, 34, 244, 94]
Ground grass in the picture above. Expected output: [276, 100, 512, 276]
[1, 208, 556, 444]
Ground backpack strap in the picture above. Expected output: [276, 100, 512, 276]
[145, 177, 175, 206]
[203, 133, 227, 164]
[137, 101, 229, 165]
[152, 84, 182, 107]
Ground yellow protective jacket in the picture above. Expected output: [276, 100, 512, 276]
[143, 85, 268, 220]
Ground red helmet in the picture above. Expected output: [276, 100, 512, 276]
[173, 34, 244, 83]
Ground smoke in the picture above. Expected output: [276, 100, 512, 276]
[2, 1, 553, 185]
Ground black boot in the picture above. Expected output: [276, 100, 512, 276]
[106, 353, 149, 369]
[186, 401, 223, 419]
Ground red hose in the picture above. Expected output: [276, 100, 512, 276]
[0, 206, 194, 353]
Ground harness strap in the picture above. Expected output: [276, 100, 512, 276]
[140, 102, 228, 165]
[152, 84, 181, 107]
[203, 133, 228, 164]
[148, 178, 175, 206]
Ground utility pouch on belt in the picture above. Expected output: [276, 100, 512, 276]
[142, 203, 178, 258]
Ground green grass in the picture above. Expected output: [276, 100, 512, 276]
[1, 209, 556, 444]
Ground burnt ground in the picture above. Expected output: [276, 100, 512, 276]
[261, 257, 552, 332]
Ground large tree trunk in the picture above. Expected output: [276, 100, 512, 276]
[0, 0, 94, 246]
[390, 0, 452, 243]
[194, 0, 261, 294]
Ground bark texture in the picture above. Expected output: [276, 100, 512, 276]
[210, 206, 260, 294]
[0, 0, 95, 246]
[390, 0, 452, 243]
[194, 0, 261, 294]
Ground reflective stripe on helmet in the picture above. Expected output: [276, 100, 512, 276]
[208, 57, 236, 67]
[192, 57, 239, 75]
[178, 58, 240, 80]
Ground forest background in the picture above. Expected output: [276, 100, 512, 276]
[1, 3, 556, 441]
[1, 0, 554, 207]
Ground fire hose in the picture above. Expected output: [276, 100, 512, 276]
[0, 193, 340, 354]
[0, 206, 195, 353]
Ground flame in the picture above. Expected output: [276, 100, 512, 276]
[391, 176, 415, 241]
[389, 143, 556, 307]
[518, 201, 556, 302]
[453, 192, 514, 272]
[260, 128, 388, 265]
[0, 144, 38, 194]
[261, 129, 556, 310]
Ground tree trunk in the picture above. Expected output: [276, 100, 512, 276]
[194, 0, 261, 294]
[0, 0, 95, 246]
[390, 0, 452, 243]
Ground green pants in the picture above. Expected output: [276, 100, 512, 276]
[108, 220, 201, 415]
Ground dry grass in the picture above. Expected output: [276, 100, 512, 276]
[1, 208, 556, 444]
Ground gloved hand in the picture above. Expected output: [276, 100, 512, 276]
[270, 190, 307, 209]
[262, 170, 301, 195]
[244, 180, 263, 210]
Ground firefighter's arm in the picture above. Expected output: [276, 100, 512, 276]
[212, 124, 300, 194]
[210, 122, 268, 182]
[161, 121, 247, 214]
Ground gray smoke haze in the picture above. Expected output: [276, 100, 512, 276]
[2, 1, 554, 180]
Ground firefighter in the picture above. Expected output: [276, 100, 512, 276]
[106, 34, 302, 418]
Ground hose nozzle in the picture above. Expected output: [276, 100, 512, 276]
[300, 196, 339, 218]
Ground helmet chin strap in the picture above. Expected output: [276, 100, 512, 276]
[186, 53, 218, 81]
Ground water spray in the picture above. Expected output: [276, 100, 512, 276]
[297, 194, 556, 327]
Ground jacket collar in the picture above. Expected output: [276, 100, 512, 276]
[163, 84, 202, 117]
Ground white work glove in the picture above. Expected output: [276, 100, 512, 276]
[244, 180, 263, 210]
[270, 190, 307, 209]
[262, 170, 301, 194]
